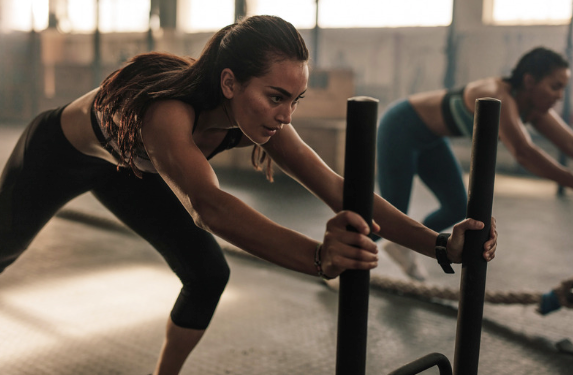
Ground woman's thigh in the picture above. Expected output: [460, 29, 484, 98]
[91, 171, 229, 285]
[0, 107, 114, 269]
[417, 138, 467, 230]
[376, 99, 440, 214]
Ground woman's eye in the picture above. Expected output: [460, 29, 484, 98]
[551, 83, 564, 91]
[270, 96, 282, 103]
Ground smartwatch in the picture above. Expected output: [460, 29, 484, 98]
[436, 233, 454, 274]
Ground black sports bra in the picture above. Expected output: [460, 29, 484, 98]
[90, 103, 243, 173]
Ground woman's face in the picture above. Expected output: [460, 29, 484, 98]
[526, 67, 570, 113]
[225, 59, 309, 145]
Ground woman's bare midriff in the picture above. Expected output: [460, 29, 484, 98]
[407, 79, 506, 137]
[60, 88, 120, 165]
[407, 89, 451, 136]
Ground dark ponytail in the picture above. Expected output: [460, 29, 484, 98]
[95, 16, 308, 180]
[503, 47, 569, 90]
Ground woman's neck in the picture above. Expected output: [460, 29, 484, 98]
[194, 102, 237, 133]
[510, 86, 533, 122]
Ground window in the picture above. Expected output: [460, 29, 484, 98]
[0, 0, 151, 33]
[1, 0, 454, 33]
[1, 0, 49, 31]
[64, 0, 151, 33]
[99, 0, 150, 33]
[177, 0, 235, 32]
[60, 0, 97, 33]
[250, 0, 452, 28]
[484, 0, 572, 25]
[318, 0, 452, 28]
[248, 0, 317, 28]
[177, 0, 452, 32]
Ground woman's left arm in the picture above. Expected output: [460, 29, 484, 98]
[263, 124, 496, 263]
[531, 109, 573, 159]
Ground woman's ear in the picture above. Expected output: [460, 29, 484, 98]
[221, 68, 236, 99]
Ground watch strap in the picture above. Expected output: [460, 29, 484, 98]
[436, 233, 454, 274]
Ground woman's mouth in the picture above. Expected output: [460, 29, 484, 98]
[263, 126, 279, 136]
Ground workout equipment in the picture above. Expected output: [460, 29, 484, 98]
[369, 274, 573, 309]
[338, 97, 500, 375]
[386, 98, 499, 374]
[453, 98, 500, 374]
[541, 278, 573, 315]
[558, 0, 573, 196]
[337, 96, 378, 375]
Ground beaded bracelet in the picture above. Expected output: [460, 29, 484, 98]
[314, 243, 335, 280]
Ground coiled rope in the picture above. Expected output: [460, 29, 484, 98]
[369, 275, 573, 310]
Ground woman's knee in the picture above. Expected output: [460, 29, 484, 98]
[423, 200, 467, 232]
[200, 260, 231, 295]
[170, 262, 230, 330]
[447, 195, 468, 222]
[0, 238, 29, 274]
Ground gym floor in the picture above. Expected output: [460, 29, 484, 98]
[1, 124, 572, 374]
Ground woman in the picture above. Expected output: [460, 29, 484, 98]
[377, 46, 570, 281]
[0, 16, 496, 375]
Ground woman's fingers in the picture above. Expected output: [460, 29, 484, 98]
[483, 216, 497, 261]
[450, 216, 497, 263]
[448, 218, 483, 263]
[327, 210, 372, 235]
[453, 217, 485, 233]
[323, 242, 378, 271]
[321, 211, 380, 275]
[371, 220, 380, 234]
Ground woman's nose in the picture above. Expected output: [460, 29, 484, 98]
[276, 105, 292, 125]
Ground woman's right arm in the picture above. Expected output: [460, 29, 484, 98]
[498, 95, 573, 188]
[140, 100, 378, 277]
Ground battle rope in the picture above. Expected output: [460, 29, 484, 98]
[55, 208, 573, 313]
[369, 275, 573, 313]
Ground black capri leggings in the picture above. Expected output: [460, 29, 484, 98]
[0, 106, 230, 330]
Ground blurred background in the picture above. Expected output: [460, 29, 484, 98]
[1, 0, 572, 176]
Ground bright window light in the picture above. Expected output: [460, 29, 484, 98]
[99, 0, 150, 33]
[1, 0, 49, 31]
[178, 0, 235, 32]
[248, 0, 451, 28]
[65, 0, 97, 33]
[318, 0, 453, 28]
[486, 0, 572, 25]
[64, 0, 150, 33]
[249, 0, 317, 29]
[1, 0, 150, 33]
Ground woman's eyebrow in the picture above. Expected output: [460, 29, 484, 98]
[268, 86, 307, 98]
[268, 86, 293, 98]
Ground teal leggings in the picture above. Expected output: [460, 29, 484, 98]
[376, 99, 467, 232]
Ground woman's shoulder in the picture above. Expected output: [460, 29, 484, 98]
[465, 77, 514, 102]
[144, 99, 197, 128]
